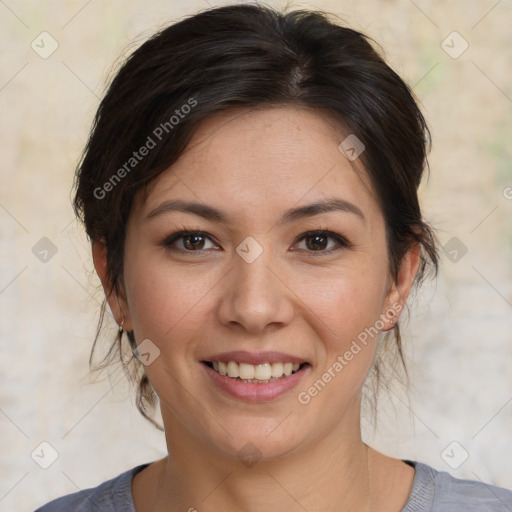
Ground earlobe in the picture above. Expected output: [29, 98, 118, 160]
[382, 243, 421, 331]
[92, 241, 132, 330]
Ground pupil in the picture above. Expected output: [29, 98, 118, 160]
[307, 234, 327, 250]
[185, 235, 203, 250]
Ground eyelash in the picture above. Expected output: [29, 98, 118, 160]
[159, 225, 352, 256]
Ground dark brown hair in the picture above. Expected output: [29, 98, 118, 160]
[73, 3, 439, 429]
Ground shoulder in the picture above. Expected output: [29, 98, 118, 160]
[404, 460, 512, 512]
[34, 463, 150, 512]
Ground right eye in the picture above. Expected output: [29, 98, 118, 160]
[160, 230, 219, 253]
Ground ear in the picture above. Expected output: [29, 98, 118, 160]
[381, 243, 421, 331]
[92, 241, 133, 331]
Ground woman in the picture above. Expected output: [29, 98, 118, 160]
[36, 3, 512, 511]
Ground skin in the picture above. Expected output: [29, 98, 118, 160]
[93, 107, 420, 512]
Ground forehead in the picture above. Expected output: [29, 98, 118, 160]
[135, 107, 378, 223]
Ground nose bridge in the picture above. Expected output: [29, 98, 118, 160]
[218, 237, 292, 332]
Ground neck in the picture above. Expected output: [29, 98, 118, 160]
[150, 404, 374, 512]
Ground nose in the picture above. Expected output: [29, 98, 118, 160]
[216, 244, 294, 334]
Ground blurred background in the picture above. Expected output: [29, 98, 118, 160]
[0, 0, 511, 509]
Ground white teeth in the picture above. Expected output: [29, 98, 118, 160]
[227, 361, 239, 378]
[210, 360, 303, 381]
[254, 363, 271, 381]
[271, 362, 283, 378]
[239, 362, 255, 380]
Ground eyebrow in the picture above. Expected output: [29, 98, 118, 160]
[146, 197, 365, 225]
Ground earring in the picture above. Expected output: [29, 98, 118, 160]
[115, 294, 125, 337]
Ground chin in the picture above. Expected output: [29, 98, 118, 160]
[201, 413, 310, 465]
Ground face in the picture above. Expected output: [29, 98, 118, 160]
[96, 107, 418, 462]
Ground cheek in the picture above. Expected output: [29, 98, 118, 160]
[295, 264, 389, 406]
[123, 250, 216, 346]
[294, 272, 387, 413]
[295, 260, 389, 342]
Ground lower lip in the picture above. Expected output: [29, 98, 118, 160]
[202, 363, 309, 402]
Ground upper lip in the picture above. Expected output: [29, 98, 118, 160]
[203, 350, 308, 365]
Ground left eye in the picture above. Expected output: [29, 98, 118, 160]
[294, 230, 350, 253]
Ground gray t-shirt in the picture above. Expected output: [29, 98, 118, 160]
[35, 460, 512, 511]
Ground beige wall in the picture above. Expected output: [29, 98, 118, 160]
[1, 0, 511, 509]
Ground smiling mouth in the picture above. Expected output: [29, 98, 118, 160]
[203, 361, 309, 384]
